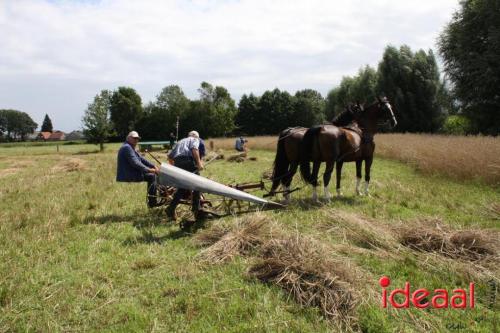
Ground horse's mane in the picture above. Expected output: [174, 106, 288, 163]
[331, 104, 363, 127]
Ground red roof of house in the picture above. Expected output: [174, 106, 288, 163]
[49, 131, 65, 140]
[39, 132, 52, 140]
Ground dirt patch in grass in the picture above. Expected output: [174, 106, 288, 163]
[52, 158, 86, 172]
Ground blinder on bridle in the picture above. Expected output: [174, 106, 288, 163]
[377, 98, 397, 129]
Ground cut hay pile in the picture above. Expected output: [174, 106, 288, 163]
[398, 221, 499, 261]
[52, 158, 86, 172]
[225, 152, 258, 162]
[194, 214, 274, 264]
[0, 168, 18, 178]
[248, 235, 359, 325]
[261, 169, 273, 180]
[192, 223, 232, 248]
[205, 151, 224, 161]
[321, 211, 396, 250]
[226, 152, 247, 162]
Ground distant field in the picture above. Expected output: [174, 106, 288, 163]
[0, 140, 86, 148]
[209, 134, 500, 186]
[0, 143, 498, 332]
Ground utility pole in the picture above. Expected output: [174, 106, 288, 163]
[176, 116, 179, 141]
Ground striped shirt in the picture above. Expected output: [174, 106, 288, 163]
[168, 137, 200, 160]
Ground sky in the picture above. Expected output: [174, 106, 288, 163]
[0, 0, 459, 132]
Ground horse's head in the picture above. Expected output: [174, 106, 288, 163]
[376, 97, 397, 129]
[331, 102, 364, 127]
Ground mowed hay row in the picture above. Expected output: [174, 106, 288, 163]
[396, 219, 499, 262]
[248, 235, 360, 327]
[51, 158, 87, 172]
[376, 133, 500, 184]
[194, 213, 277, 264]
[320, 210, 397, 251]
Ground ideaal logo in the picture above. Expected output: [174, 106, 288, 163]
[379, 276, 475, 309]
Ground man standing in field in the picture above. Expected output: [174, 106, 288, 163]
[116, 131, 160, 208]
[166, 130, 204, 220]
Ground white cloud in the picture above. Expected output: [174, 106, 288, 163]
[0, 0, 459, 130]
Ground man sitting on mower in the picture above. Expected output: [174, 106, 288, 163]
[116, 131, 160, 208]
[166, 130, 204, 220]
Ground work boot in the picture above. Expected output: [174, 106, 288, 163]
[166, 206, 177, 221]
[194, 209, 208, 221]
[148, 200, 161, 208]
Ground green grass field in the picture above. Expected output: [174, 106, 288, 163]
[0, 143, 498, 332]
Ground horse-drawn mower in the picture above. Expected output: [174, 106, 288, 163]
[148, 160, 286, 228]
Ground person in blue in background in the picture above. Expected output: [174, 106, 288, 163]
[116, 131, 160, 208]
[235, 136, 247, 152]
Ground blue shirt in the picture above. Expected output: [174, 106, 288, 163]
[116, 142, 154, 182]
[168, 137, 200, 160]
[235, 137, 245, 151]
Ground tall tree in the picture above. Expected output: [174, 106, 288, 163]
[138, 85, 189, 140]
[377, 45, 444, 132]
[293, 89, 325, 127]
[41, 114, 53, 132]
[438, 0, 500, 134]
[109, 87, 144, 140]
[183, 82, 237, 137]
[82, 90, 113, 151]
[0, 112, 6, 139]
[235, 94, 259, 135]
[0, 109, 37, 141]
[256, 89, 295, 134]
[325, 66, 378, 120]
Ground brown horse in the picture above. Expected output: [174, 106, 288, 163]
[299, 97, 397, 200]
[268, 104, 363, 202]
[268, 126, 307, 202]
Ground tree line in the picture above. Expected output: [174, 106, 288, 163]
[83, 0, 499, 145]
[83, 44, 450, 148]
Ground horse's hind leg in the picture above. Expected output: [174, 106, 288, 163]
[336, 161, 344, 197]
[355, 160, 363, 195]
[311, 161, 321, 202]
[363, 156, 373, 196]
[283, 162, 298, 203]
[323, 161, 334, 201]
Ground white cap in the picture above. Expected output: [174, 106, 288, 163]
[188, 130, 199, 138]
[127, 131, 141, 139]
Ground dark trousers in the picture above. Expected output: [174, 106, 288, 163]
[144, 172, 157, 205]
[168, 157, 200, 212]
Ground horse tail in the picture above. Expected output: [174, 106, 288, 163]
[300, 126, 322, 184]
[270, 128, 291, 193]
